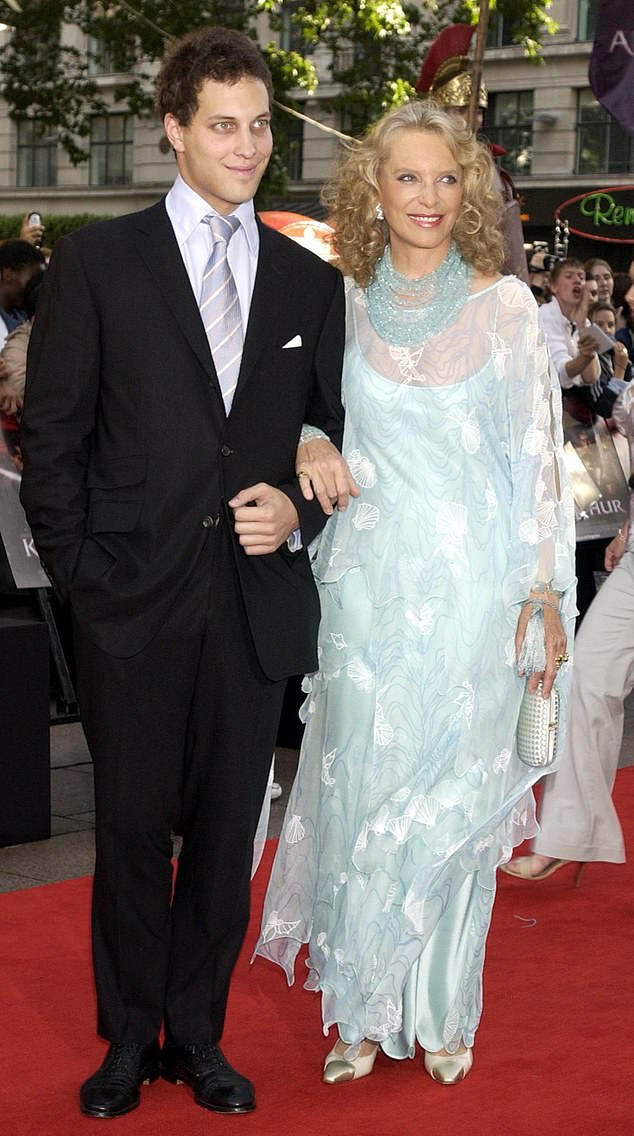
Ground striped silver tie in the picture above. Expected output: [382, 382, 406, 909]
[200, 212, 243, 413]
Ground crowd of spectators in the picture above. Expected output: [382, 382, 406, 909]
[0, 213, 47, 471]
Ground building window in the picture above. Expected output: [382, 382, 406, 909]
[576, 91, 634, 175]
[578, 0, 598, 41]
[217, 0, 245, 21]
[487, 14, 517, 48]
[333, 41, 381, 75]
[485, 91, 534, 176]
[278, 107, 304, 181]
[16, 120, 57, 187]
[87, 35, 116, 76]
[90, 115, 133, 186]
[280, 1, 309, 53]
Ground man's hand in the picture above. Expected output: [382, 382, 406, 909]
[229, 483, 300, 555]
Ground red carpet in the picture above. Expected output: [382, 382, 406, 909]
[2, 769, 633, 1136]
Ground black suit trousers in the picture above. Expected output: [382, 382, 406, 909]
[73, 525, 286, 1045]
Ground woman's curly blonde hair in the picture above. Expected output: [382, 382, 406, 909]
[322, 100, 505, 288]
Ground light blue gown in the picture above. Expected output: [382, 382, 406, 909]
[255, 276, 576, 1056]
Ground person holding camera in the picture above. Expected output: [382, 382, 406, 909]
[19, 210, 45, 248]
[527, 247, 579, 307]
[527, 247, 551, 304]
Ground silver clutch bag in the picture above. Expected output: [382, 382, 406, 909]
[516, 682, 559, 767]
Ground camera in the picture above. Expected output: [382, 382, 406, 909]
[528, 252, 562, 274]
[27, 211, 42, 227]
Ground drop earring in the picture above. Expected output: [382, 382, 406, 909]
[375, 203, 384, 221]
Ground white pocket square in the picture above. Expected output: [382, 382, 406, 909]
[282, 334, 302, 349]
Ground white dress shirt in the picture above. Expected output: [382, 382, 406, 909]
[538, 297, 587, 389]
[165, 173, 260, 328]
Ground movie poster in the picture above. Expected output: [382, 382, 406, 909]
[0, 416, 49, 590]
[562, 411, 630, 541]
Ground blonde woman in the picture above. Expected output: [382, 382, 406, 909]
[255, 102, 575, 1086]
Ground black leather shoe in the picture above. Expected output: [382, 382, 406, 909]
[161, 1043, 255, 1113]
[79, 1041, 161, 1118]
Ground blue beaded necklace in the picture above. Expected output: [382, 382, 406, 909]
[365, 241, 473, 347]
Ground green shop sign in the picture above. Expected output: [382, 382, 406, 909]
[555, 186, 634, 245]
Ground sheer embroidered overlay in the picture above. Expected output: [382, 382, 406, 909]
[254, 276, 576, 1056]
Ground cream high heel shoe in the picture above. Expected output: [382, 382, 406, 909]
[424, 1047, 473, 1085]
[322, 1040, 379, 1084]
[501, 855, 585, 887]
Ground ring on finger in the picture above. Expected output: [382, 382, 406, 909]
[297, 470, 310, 479]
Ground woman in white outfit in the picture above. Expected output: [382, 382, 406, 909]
[503, 302, 634, 882]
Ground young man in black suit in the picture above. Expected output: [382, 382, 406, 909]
[20, 27, 345, 1119]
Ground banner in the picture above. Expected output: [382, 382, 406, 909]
[561, 411, 629, 542]
[589, 0, 634, 138]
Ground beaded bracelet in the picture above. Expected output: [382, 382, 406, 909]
[527, 597, 560, 612]
[533, 580, 563, 597]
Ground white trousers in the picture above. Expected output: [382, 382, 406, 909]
[534, 551, 633, 862]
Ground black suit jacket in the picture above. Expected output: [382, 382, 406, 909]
[20, 200, 345, 679]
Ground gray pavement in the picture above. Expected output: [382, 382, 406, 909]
[1, 696, 632, 893]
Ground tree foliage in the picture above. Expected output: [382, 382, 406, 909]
[0, 0, 558, 174]
[456, 0, 557, 58]
[263, 0, 458, 138]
